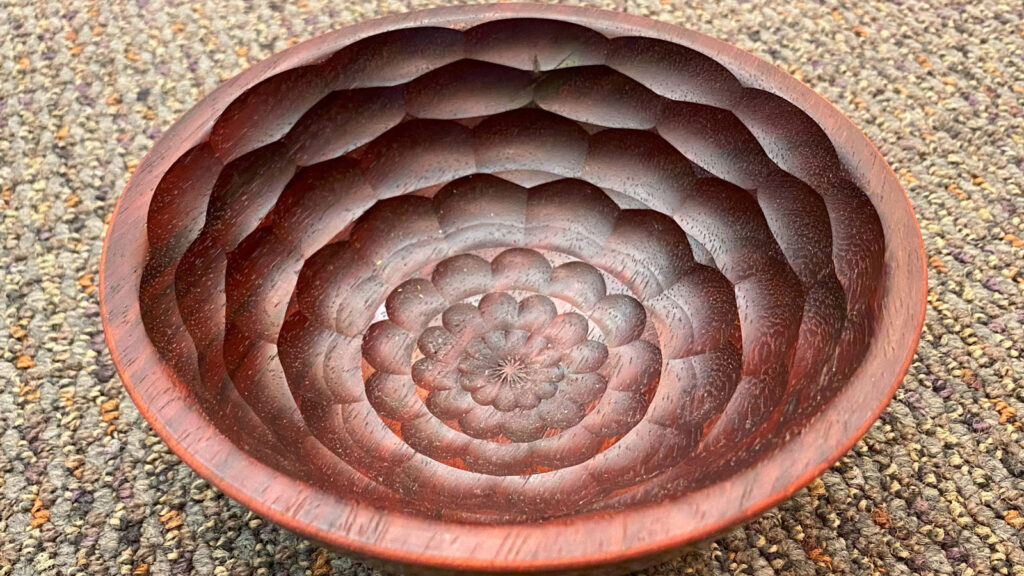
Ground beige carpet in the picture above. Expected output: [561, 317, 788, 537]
[1, 0, 1023, 574]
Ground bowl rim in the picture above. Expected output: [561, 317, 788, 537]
[100, 3, 927, 572]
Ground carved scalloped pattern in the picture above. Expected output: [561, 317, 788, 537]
[139, 19, 884, 523]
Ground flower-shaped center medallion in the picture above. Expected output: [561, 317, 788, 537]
[412, 291, 619, 443]
[473, 332, 563, 411]
[356, 250, 662, 471]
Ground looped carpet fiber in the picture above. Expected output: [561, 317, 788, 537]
[1, 1, 1023, 574]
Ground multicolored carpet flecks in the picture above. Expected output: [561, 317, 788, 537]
[2, 1, 1023, 574]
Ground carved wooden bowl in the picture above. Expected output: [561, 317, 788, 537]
[100, 5, 926, 575]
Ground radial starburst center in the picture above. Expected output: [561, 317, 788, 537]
[491, 355, 533, 387]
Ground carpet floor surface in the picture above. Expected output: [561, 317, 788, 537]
[2, 0, 1023, 574]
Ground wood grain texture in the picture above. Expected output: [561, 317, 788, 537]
[99, 4, 927, 575]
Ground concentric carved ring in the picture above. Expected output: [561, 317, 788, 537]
[102, 5, 925, 574]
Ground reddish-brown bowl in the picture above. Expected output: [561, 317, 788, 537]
[100, 4, 926, 575]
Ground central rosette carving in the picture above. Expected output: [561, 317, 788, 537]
[414, 292, 613, 442]
[456, 327, 565, 412]
[356, 250, 663, 474]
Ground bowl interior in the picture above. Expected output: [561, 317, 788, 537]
[103, 7, 923, 565]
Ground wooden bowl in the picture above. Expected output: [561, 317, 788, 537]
[100, 4, 926, 575]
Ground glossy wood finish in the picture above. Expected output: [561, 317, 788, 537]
[100, 4, 927, 575]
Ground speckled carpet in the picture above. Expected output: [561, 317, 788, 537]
[1, 0, 1023, 574]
